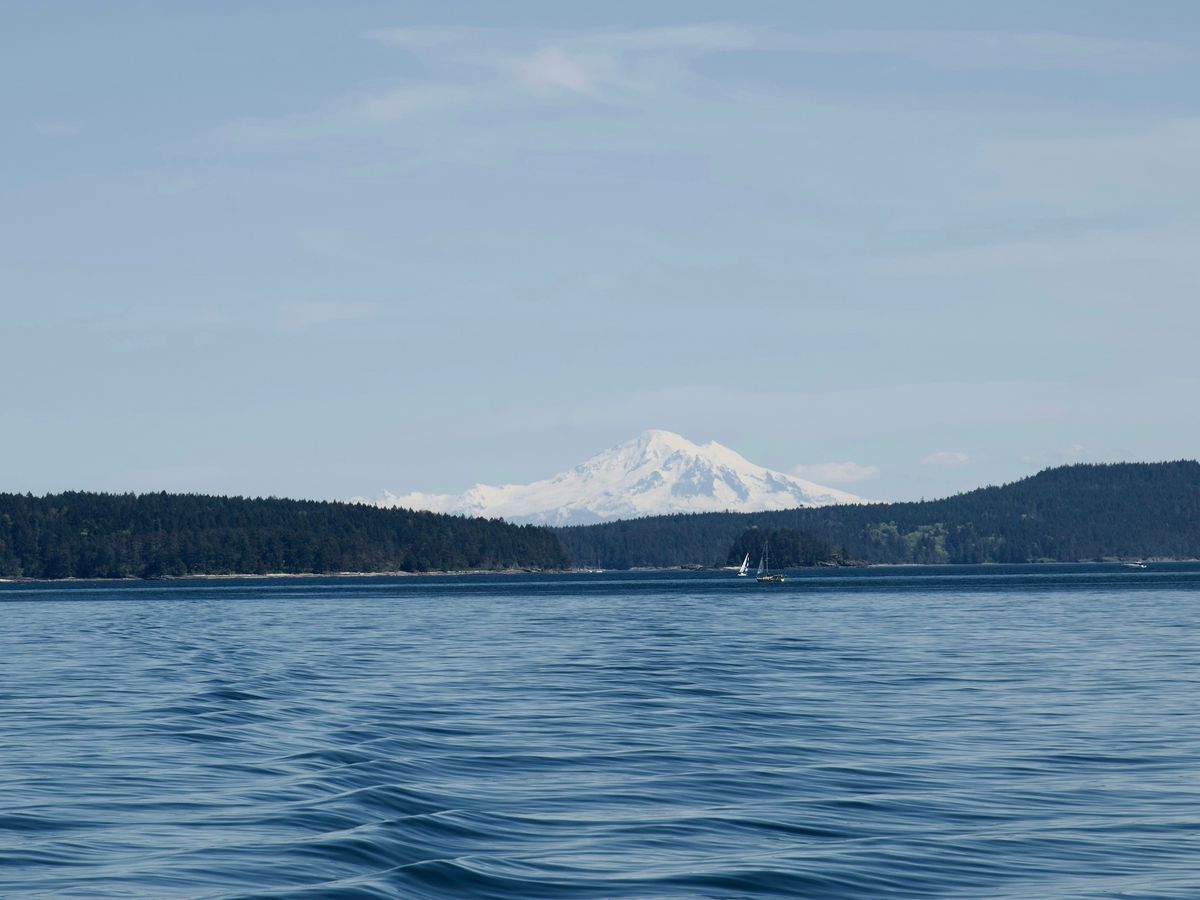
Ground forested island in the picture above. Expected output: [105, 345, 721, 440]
[558, 462, 1200, 568]
[726, 528, 846, 568]
[0, 492, 567, 579]
[3, 462, 1197, 579]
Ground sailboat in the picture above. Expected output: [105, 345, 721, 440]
[737, 553, 750, 577]
[756, 542, 785, 583]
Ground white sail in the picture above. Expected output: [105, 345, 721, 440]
[756, 540, 784, 583]
[738, 553, 749, 576]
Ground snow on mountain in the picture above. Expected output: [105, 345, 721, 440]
[358, 430, 867, 526]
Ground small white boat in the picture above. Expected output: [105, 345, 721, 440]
[1122, 561, 1148, 569]
[737, 553, 750, 577]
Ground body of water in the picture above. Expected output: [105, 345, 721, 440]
[2, 564, 1199, 897]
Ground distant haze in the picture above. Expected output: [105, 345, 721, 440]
[5, 2, 1200, 503]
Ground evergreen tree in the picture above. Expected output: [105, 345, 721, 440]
[0, 492, 569, 579]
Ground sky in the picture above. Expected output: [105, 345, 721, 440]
[4, 1, 1200, 503]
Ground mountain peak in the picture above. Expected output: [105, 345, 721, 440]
[361, 431, 868, 525]
[629, 429, 697, 455]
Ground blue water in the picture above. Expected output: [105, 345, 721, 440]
[2, 564, 1199, 898]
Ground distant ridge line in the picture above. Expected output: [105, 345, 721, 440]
[0, 491, 568, 580]
[555, 461, 1200, 568]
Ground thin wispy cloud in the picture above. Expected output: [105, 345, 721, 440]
[511, 47, 617, 97]
[275, 302, 378, 331]
[878, 225, 1200, 277]
[78, 303, 382, 336]
[1063, 443, 1088, 462]
[364, 26, 486, 50]
[781, 29, 1187, 70]
[979, 118, 1200, 208]
[34, 121, 83, 137]
[355, 85, 468, 122]
[364, 23, 756, 56]
[215, 85, 467, 145]
[215, 24, 1188, 145]
[367, 24, 1183, 71]
[398, 24, 743, 99]
[923, 451, 970, 465]
[793, 461, 881, 483]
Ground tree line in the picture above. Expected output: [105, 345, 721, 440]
[557, 462, 1200, 568]
[0, 492, 568, 579]
[727, 528, 843, 569]
[5, 462, 1196, 578]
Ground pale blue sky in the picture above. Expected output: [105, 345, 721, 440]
[4, 1, 1199, 502]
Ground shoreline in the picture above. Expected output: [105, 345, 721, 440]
[2, 558, 1197, 585]
[0, 568, 552, 584]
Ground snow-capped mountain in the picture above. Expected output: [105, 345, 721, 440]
[359, 430, 867, 526]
